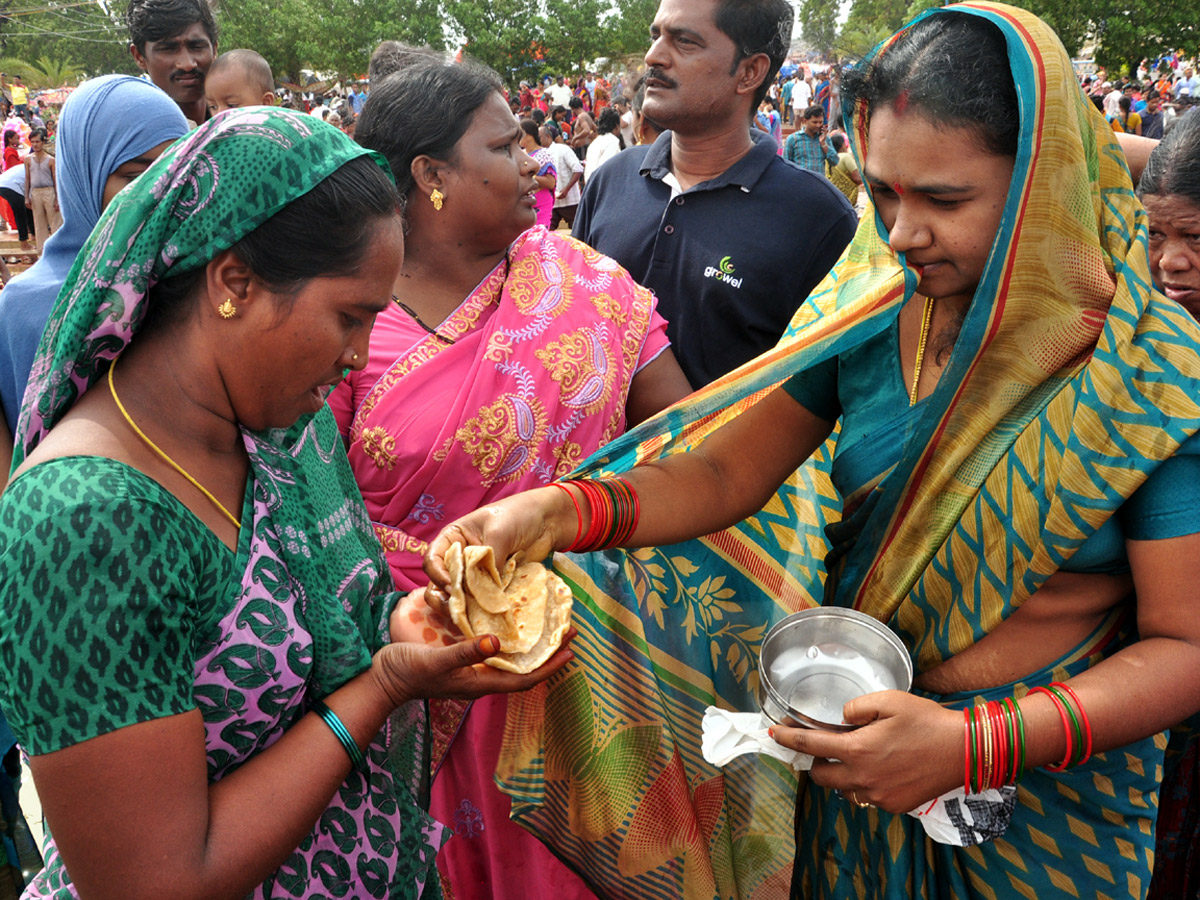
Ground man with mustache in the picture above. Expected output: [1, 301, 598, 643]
[572, 0, 856, 388]
[127, 0, 217, 128]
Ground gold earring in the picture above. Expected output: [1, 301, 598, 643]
[217, 298, 237, 319]
[430, 188, 444, 211]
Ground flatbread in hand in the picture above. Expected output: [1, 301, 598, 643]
[445, 543, 573, 673]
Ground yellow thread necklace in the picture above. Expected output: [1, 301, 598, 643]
[108, 358, 242, 529]
[908, 295, 936, 406]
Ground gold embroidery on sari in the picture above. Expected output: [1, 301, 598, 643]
[450, 392, 550, 483]
[508, 254, 571, 319]
[591, 293, 627, 326]
[373, 522, 428, 556]
[535, 328, 616, 413]
[553, 442, 584, 478]
[359, 426, 399, 471]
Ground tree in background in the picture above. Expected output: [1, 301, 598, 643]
[841, 0, 910, 46]
[541, 0, 617, 76]
[444, 0, 542, 84]
[9, 0, 1186, 96]
[0, 0, 677, 91]
[837, 0, 1194, 73]
[0, 54, 84, 88]
[221, 0, 445, 85]
[0, 0, 131, 82]
[800, 0, 838, 57]
[609, 0, 658, 59]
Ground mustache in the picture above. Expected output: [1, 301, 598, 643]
[171, 70, 202, 80]
[644, 68, 677, 89]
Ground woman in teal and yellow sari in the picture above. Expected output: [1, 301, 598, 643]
[419, 4, 1200, 899]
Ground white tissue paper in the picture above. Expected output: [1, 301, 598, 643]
[700, 706, 1017, 847]
[701, 707, 813, 770]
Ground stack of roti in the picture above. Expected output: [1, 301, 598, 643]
[445, 543, 574, 673]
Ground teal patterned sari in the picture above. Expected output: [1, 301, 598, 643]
[486, 5, 1200, 899]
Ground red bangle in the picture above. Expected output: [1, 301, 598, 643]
[974, 705, 985, 793]
[1029, 686, 1073, 772]
[1051, 682, 1093, 766]
[574, 480, 607, 552]
[985, 702, 999, 790]
[992, 701, 1010, 789]
[551, 483, 584, 551]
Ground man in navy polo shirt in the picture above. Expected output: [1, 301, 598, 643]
[573, 0, 856, 388]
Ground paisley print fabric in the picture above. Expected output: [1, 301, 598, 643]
[0, 108, 445, 899]
[476, 5, 1200, 899]
[329, 225, 668, 595]
[328, 224, 669, 900]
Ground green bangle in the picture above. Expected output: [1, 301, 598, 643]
[1010, 697, 1026, 782]
[1046, 685, 1084, 768]
[312, 698, 366, 771]
[1002, 698, 1017, 784]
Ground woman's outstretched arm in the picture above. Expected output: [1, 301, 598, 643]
[426, 387, 834, 587]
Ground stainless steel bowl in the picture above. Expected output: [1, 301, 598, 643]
[757, 607, 913, 731]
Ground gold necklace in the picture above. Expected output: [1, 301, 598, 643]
[909, 295, 936, 406]
[108, 358, 242, 529]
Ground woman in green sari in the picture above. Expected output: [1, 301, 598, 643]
[423, 5, 1200, 898]
[0, 108, 570, 900]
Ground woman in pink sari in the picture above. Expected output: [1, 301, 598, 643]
[334, 61, 691, 900]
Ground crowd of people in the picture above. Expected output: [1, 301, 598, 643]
[1, 0, 1200, 899]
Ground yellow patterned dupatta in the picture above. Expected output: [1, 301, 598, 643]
[492, 5, 1200, 898]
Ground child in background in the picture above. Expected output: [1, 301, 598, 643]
[23, 127, 59, 254]
[3, 130, 21, 171]
[518, 118, 556, 228]
[204, 49, 276, 116]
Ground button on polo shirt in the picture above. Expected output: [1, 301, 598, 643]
[574, 129, 857, 388]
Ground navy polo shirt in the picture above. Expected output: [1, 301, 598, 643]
[573, 129, 857, 387]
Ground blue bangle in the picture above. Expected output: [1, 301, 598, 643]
[311, 698, 366, 771]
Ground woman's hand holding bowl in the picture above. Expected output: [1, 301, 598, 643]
[770, 690, 963, 814]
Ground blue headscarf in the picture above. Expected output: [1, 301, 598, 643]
[0, 75, 187, 430]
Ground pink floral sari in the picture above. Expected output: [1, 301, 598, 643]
[329, 226, 670, 900]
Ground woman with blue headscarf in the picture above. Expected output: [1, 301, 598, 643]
[0, 75, 188, 488]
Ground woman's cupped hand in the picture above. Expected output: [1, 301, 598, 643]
[770, 691, 964, 813]
[372, 592, 575, 707]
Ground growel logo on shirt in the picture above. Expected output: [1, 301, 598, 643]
[703, 256, 744, 288]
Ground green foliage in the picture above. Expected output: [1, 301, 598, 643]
[0, 54, 85, 87]
[903, 0, 943, 24]
[0, 0, 133, 80]
[845, 0, 1195, 72]
[1087, 0, 1198, 72]
[220, 0, 446, 85]
[608, 0, 658, 59]
[444, 0, 543, 84]
[843, 0, 911, 40]
[799, 0, 838, 55]
[835, 21, 892, 60]
[1001, 0, 1091, 56]
[540, 0, 617, 74]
